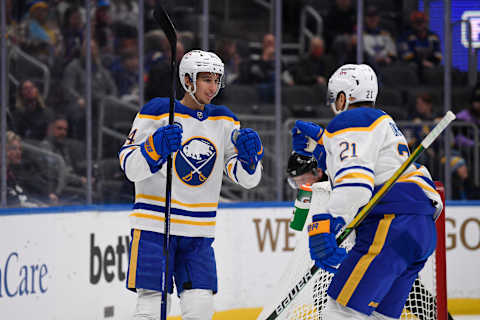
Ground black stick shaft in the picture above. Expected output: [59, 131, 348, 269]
[153, 4, 177, 320]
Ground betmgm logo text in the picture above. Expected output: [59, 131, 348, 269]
[461, 11, 480, 48]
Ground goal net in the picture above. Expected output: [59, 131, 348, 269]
[257, 183, 447, 320]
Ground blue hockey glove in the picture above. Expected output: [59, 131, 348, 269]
[308, 213, 347, 273]
[141, 124, 182, 173]
[233, 128, 264, 174]
[291, 120, 324, 161]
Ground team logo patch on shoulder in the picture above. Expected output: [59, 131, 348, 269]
[175, 137, 217, 186]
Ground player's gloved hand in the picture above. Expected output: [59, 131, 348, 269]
[291, 120, 324, 161]
[308, 213, 347, 273]
[141, 124, 183, 172]
[233, 128, 264, 174]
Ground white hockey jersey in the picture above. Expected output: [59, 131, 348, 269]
[319, 107, 442, 222]
[119, 98, 262, 237]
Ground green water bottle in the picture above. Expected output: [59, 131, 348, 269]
[290, 185, 312, 231]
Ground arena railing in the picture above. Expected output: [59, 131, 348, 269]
[7, 44, 51, 100]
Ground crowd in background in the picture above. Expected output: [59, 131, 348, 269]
[2, 0, 480, 207]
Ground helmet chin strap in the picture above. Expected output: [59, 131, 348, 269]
[186, 80, 203, 106]
[188, 90, 203, 106]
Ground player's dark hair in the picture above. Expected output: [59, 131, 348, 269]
[351, 101, 375, 108]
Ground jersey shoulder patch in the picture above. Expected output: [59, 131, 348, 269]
[206, 104, 240, 122]
[326, 108, 389, 136]
[139, 97, 170, 116]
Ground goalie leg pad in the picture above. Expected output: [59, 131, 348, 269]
[180, 289, 214, 320]
[133, 289, 171, 319]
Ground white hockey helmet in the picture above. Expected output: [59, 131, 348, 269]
[179, 50, 225, 101]
[327, 64, 378, 115]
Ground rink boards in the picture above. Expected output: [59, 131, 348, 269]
[0, 202, 478, 319]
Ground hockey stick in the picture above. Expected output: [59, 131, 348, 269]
[263, 111, 456, 320]
[153, 4, 177, 320]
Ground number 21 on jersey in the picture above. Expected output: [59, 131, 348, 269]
[339, 141, 357, 161]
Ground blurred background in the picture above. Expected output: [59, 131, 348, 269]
[1, 0, 480, 208]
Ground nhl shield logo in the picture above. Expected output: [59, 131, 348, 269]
[175, 137, 217, 186]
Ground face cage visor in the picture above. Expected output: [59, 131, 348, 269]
[287, 169, 320, 190]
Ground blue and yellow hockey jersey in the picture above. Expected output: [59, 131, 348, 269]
[119, 98, 262, 237]
[320, 107, 442, 222]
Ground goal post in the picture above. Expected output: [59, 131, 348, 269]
[434, 181, 448, 320]
[257, 182, 448, 320]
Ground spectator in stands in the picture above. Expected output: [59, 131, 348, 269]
[293, 36, 331, 86]
[398, 11, 442, 71]
[94, 0, 115, 56]
[61, 5, 84, 67]
[40, 116, 89, 203]
[113, 23, 138, 57]
[442, 154, 480, 200]
[455, 86, 480, 148]
[216, 38, 244, 85]
[6, 131, 52, 207]
[19, 0, 62, 66]
[144, 30, 168, 73]
[363, 6, 397, 68]
[12, 80, 54, 141]
[111, 51, 139, 101]
[104, 22, 138, 72]
[406, 92, 441, 169]
[63, 39, 117, 138]
[145, 40, 185, 101]
[249, 33, 294, 102]
[409, 92, 441, 122]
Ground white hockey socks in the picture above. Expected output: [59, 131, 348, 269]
[180, 289, 214, 320]
[325, 296, 398, 320]
[132, 289, 171, 320]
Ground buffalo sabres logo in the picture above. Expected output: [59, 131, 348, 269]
[175, 137, 217, 186]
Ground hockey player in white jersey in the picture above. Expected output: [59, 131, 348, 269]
[119, 50, 263, 319]
[291, 64, 442, 320]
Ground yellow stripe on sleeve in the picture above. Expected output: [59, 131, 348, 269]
[397, 178, 437, 194]
[137, 113, 240, 125]
[227, 163, 234, 180]
[119, 146, 137, 167]
[324, 115, 390, 138]
[138, 113, 190, 120]
[207, 115, 240, 125]
[335, 173, 374, 185]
